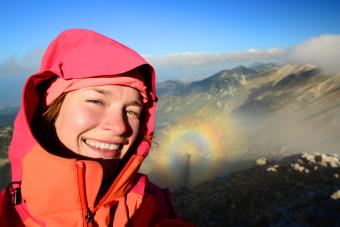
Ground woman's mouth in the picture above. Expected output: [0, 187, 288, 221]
[85, 139, 121, 150]
[83, 138, 123, 159]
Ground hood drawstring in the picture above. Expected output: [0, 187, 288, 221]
[8, 181, 22, 205]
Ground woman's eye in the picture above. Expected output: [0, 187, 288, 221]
[127, 110, 140, 118]
[86, 99, 104, 105]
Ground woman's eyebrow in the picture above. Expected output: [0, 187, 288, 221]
[128, 100, 143, 107]
[89, 88, 143, 107]
[92, 88, 108, 94]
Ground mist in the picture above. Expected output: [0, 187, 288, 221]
[287, 34, 340, 74]
[141, 64, 340, 190]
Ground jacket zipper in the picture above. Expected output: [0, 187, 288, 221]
[92, 155, 136, 213]
[76, 155, 141, 224]
[76, 161, 94, 227]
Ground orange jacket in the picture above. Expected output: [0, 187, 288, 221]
[1, 144, 185, 226]
[0, 29, 194, 226]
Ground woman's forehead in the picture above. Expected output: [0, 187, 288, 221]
[71, 85, 142, 102]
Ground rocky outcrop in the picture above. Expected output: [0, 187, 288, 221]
[256, 157, 267, 166]
[173, 152, 340, 227]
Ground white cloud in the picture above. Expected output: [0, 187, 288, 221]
[144, 48, 285, 69]
[287, 34, 340, 73]
[144, 34, 340, 81]
[144, 48, 286, 81]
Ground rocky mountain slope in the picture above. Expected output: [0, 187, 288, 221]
[173, 152, 340, 226]
[144, 63, 340, 188]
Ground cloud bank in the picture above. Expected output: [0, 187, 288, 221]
[145, 48, 286, 81]
[144, 34, 340, 80]
[145, 48, 285, 68]
[287, 34, 340, 73]
[1, 34, 340, 106]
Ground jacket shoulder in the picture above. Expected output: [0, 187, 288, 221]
[132, 174, 179, 219]
[145, 180, 179, 218]
[130, 175, 196, 226]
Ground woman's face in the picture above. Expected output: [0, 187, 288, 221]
[54, 85, 143, 159]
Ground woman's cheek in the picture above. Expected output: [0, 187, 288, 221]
[130, 120, 140, 141]
[73, 108, 101, 130]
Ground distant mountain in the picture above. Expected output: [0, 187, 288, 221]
[157, 65, 257, 95]
[153, 64, 260, 129]
[156, 80, 188, 96]
[145, 63, 340, 189]
[249, 62, 279, 73]
[185, 65, 254, 94]
[234, 65, 322, 118]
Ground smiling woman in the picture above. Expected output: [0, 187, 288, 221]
[0, 29, 194, 227]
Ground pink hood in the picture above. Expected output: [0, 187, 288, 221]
[8, 29, 157, 183]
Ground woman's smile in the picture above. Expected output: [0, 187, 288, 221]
[84, 139, 122, 151]
[81, 138, 127, 159]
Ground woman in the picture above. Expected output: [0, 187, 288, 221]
[0, 29, 193, 226]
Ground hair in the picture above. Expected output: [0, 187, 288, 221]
[31, 92, 67, 156]
[43, 93, 67, 129]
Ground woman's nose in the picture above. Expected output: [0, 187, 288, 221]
[101, 111, 129, 136]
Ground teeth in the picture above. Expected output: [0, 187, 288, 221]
[85, 139, 120, 151]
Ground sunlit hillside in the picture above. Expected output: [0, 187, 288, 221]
[142, 63, 340, 189]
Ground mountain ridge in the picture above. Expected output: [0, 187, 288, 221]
[145, 62, 340, 189]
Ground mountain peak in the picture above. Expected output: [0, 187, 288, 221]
[249, 62, 279, 72]
[217, 65, 255, 76]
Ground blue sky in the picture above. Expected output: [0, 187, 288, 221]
[1, 0, 340, 106]
[2, 0, 340, 57]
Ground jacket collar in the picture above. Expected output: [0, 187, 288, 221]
[21, 144, 145, 217]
